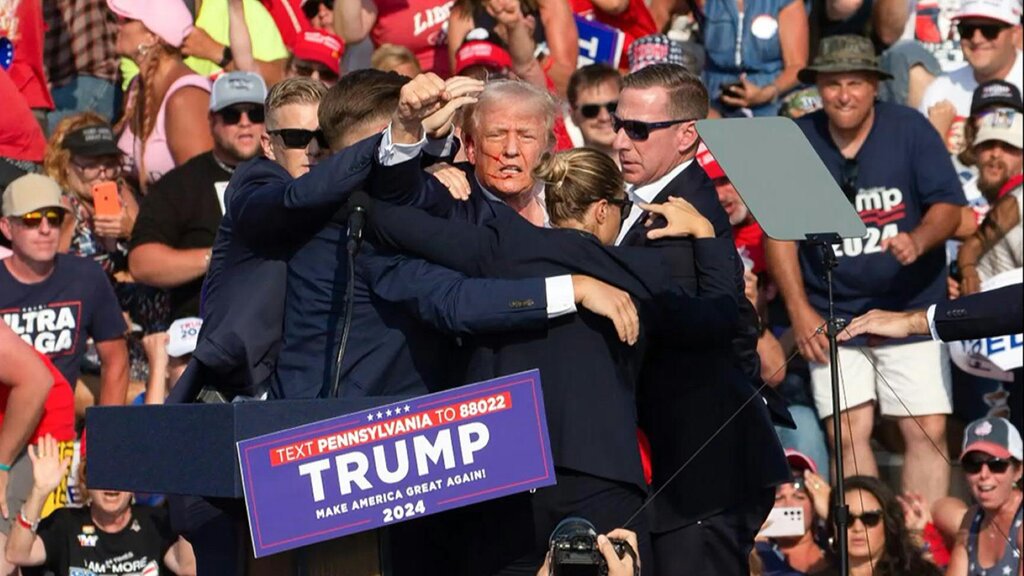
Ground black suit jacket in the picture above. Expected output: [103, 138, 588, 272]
[934, 284, 1023, 342]
[621, 161, 790, 531]
[368, 198, 740, 491]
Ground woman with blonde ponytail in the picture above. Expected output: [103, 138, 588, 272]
[108, 0, 214, 192]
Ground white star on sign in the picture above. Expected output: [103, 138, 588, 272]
[377, 411, 383, 419]
[1003, 566, 1012, 575]
[404, 404, 411, 413]
[386, 409, 393, 417]
[367, 413, 374, 422]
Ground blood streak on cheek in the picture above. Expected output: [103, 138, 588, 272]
[483, 151, 514, 180]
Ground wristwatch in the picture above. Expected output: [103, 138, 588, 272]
[218, 46, 233, 68]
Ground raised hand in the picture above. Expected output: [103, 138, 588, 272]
[29, 434, 71, 497]
[393, 73, 449, 143]
[422, 76, 484, 139]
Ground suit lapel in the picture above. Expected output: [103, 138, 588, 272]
[622, 164, 699, 246]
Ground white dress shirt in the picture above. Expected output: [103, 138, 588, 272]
[376, 124, 574, 317]
[614, 159, 694, 246]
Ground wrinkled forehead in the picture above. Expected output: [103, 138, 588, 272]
[473, 97, 551, 133]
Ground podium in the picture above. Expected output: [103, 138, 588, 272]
[86, 397, 407, 496]
[87, 398, 409, 575]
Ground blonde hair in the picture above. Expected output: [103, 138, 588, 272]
[535, 148, 625, 225]
[114, 43, 181, 193]
[265, 77, 328, 130]
[44, 112, 113, 196]
[370, 44, 422, 75]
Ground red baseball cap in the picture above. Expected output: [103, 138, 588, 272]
[696, 143, 726, 181]
[455, 40, 513, 74]
[292, 30, 345, 75]
[785, 449, 819, 475]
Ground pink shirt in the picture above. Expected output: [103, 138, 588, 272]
[118, 74, 211, 186]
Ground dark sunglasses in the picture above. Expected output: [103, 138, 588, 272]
[962, 454, 1013, 474]
[840, 157, 859, 203]
[607, 197, 633, 222]
[849, 510, 883, 528]
[579, 101, 617, 119]
[301, 0, 333, 19]
[18, 209, 65, 228]
[612, 115, 695, 141]
[269, 128, 329, 149]
[957, 21, 1010, 41]
[217, 105, 265, 125]
[292, 62, 340, 83]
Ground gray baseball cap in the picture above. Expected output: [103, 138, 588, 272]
[209, 72, 268, 112]
[962, 417, 1023, 461]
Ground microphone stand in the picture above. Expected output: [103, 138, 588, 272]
[807, 233, 849, 576]
[329, 202, 367, 399]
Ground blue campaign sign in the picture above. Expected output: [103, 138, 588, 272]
[575, 14, 625, 68]
[237, 370, 555, 557]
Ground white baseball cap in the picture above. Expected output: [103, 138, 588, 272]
[955, 0, 1023, 25]
[167, 317, 203, 358]
[974, 108, 1024, 149]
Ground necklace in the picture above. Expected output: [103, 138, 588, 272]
[212, 153, 235, 175]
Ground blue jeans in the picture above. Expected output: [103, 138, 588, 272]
[775, 404, 830, 484]
[47, 75, 119, 134]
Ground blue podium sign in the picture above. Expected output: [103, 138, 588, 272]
[237, 370, 555, 557]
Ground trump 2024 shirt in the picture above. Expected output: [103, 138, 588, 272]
[795, 101, 966, 342]
[0, 254, 126, 385]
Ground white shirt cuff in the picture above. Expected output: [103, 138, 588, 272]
[378, 122, 427, 166]
[545, 275, 576, 318]
[424, 132, 455, 158]
[926, 304, 939, 341]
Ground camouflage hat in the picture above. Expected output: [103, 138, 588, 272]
[798, 35, 893, 84]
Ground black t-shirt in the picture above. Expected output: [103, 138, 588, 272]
[130, 151, 230, 320]
[0, 254, 126, 385]
[35, 506, 174, 575]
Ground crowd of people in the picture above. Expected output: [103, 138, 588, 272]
[0, 0, 1021, 574]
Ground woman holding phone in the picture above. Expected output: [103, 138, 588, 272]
[45, 113, 138, 274]
[755, 450, 833, 575]
[44, 113, 166, 385]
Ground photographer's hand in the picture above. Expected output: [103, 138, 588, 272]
[600, 529, 639, 576]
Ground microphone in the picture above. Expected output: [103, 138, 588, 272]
[346, 191, 371, 255]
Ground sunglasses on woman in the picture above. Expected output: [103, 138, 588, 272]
[217, 105, 266, 125]
[18, 209, 65, 228]
[578, 101, 617, 119]
[849, 510, 883, 528]
[612, 115, 695, 141]
[957, 21, 1010, 41]
[607, 197, 633, 222]
[269, 128, 329, 149]
[962, 454, 1012, 474]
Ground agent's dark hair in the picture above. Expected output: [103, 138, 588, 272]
[318, 69, 410, 150]
[841, 476, 942, 576]
[622, 63, 708, 120]
[567, 63, 622, 108]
